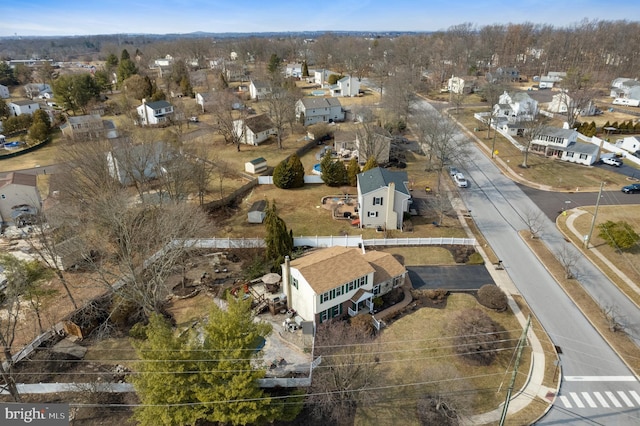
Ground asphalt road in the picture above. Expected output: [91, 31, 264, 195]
[415, 99, 640, 425]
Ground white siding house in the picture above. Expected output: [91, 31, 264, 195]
[281, 246, 406, 324]
[0, 172, 41, 226]
[357, 167, 411, 231]
[330, 75, 360, 97]
[136, 100, 173, 126]
[617, 136, 640, 155]
[249, 80, 271, 100]
[233, 114, 277, 146]
[493, 91, 538, 123]
[9, 100, 40, 116]
[295, 98, 344, 125]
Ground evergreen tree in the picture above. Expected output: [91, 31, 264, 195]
[288, 154, 305, 188]
[319, 150, 333, 180]
[131, 298, 285, 426]
[0, 62, 18, 86]
[264, 200, 293, 267]
[117, 49, 138, 85]
[195, 297, 281, 425]
[273, 155, 305, 189]
[347, 157, 361, 186]
[267, 54, 282, 75]
[28, 109, 51, 143]
[302, 61, 309, 77]
[130, 315, 198, 426]
[273, 159, 294, 189]
[0, 98, 10, 119]
[105, 53, 119, 68]
[362, 157, 379, 172]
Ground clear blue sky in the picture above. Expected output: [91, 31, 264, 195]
[1, 0, 639, 37]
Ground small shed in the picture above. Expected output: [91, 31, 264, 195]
[248, 200, 267, 224]
[245, 157, 267, 174]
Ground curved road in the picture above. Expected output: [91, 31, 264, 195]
[414, 99, 640, 425]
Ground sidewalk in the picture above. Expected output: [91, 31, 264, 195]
[564, 209, 640, 301]
[451, 193, 558, 425]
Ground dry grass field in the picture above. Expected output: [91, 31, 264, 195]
[356, 293, 532, 425]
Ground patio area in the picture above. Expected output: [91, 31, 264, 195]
[321, 195, 358, 221]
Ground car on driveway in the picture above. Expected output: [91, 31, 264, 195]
[622, 183, 640, 193]
[602, 157, 622, 167]
[453, 173, 468, 188]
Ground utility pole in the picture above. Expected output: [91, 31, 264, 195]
[585, 181, 604, 249]
[499, 315, 531, 426]
[491, 124, 498, 158]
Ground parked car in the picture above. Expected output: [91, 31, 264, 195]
[622, 183, 640, 193]
[602, 157, 622, 167]
[188, 116, 199, 122]
[453, 173, 468, 188]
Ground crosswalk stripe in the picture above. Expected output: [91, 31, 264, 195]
[617, 391, 634, 407]
[581, 392, 597, 408]
[606, 391, 622, 408]
[593, 392, 609, 408]
[630, 391, 640, 406]
[570, 392, 585, 408]
[564, 376, 637, 382]
[560, 395, 572, 408]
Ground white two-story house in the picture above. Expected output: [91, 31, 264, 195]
[295, 97, 344, 125]
[493, 91, 538, 123]
[233, 114, 277, 146]
[136, 100, 174, 126]
[249, 80, 271, 100]
[281, 246, 406, 324]
[357, 167, 411, 231]
[330, 75, 360, 97]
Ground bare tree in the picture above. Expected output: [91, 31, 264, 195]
[264, 86, 297, 149]
[84, 202, 213, 318]
[210, 90, 244, 151]
[523, 209, 545, 239]
[354, 109, 390, 166]
[308, 320, 381, 425]
[555, 244, 579, 279]
[214, 159, 234, 199]
[520, 117, 549, 168]
[556, 68, 599, 128]
[479, 81, 506, 140]
[184, 142, 216, 206]
[412, 108, 470, 191]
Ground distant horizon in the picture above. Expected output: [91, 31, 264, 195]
[1, 0, 639, 38]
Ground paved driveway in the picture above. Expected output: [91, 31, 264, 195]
[407, 265, 494, 290]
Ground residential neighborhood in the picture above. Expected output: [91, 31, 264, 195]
[1, 14, 640, 426]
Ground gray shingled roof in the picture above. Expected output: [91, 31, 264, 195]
[565, 142, 599, 156]
[144, 100, 172, 110]
[358, 167, 409, 196]
[243, 114, 275, 133]
[540, 127, 576, 139]
[299, 97, 342, 109]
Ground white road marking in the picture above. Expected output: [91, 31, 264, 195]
[560, 395, 572, 408]
[570, 392, 585, 408]
[617, 391, 634, 407]
[581, 392, 597, 408]
[606, 391, 622, 408]
[630, 391, 640, 406]
[593, 392, 609, 408]
[564, 376, 637, 382]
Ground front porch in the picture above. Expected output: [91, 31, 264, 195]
[348, 288, 374, 317]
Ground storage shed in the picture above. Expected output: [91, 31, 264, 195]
[248, 200, 267, 224]
[245, 157, 267, 174]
